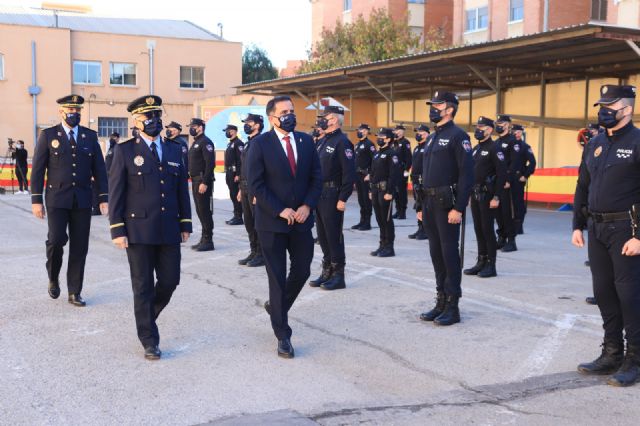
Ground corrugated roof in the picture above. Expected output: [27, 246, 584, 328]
[0, 5, 223, 41]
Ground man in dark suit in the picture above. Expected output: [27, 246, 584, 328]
[109, 95, 192, 360]
[247, 95, 322, 359]
[31, 94, 108, 306]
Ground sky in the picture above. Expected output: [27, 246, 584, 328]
[4, 0, 312, 68]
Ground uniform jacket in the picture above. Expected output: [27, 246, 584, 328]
[188, 134, 216, 186]
[224, 137, 245, 177]
[316, 128, 356, 202]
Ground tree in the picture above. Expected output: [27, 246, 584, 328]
[242, 45, 278, 84]
[298, 8, 446, 74]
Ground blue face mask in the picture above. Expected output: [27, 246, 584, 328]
[474, 128, 487, 141]
[65, 112, 81, 128]
[278, 113, 297, 133]
[598, 106, 624, 129]
[429, 107, 443, 124]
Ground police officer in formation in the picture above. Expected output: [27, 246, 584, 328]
[165, 121, 189, 171]
[494, 115, 518, 252]
[187, 118, 216, 252]
[237, 114, 265, 267]
[31, 95, 108, 307]
[392, 124, 412, 220]
[418, 91, 473, 326]
[309, 106, 356, 291]
[507, 123, 536, 236]
[104, 132, 120, 175]
[224, 124, 245, 225]
[351, 123, 375, 231]
[463, 116, 506, 278]
[11, 139, 29, 194]
[408, 124, 430, 240]
[573, 84, 640, 387]
[369, 128, 402, 257]
[108, 95, 192, 360]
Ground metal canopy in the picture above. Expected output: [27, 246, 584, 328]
[237, 24, 640, 101]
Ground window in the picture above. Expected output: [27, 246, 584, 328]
[344, 0, 352, 11]
[465, 7, 488, 32]
[73, 60, 101, 85]
[98, 117, 128, 138]
[591, 0, 607, 21]
[110, 62, 136, 86]
[180, 66, 204, 89]
[0, 53, 4, 80]
[510, 0, 524, 22]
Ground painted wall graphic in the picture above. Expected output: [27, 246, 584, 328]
[201, 106, 268, 150]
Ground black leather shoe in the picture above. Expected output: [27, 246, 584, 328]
[144, 345, 162, 360]
[191, 239, 203, 250]
[584, 260, 590, 267]
[414, 231, 428, 240]
[578, 341, 624, 375]
[496, 236, 506, 250]
[68, 294, 86, 307]
[358, 223, 372, 231]
[420, 292, 445, 322]
[434, 295, 460, 326]
[351, 223, 363, 230]
[408, 231, 418, 239]
[392, 212, 399, 219]
[370, 245, 383, 256]
[377, 246, 395, 257]
[48, 281, 60, 299]
[585, 296, 597, 305]
[321, 264, 346, 291]
[501, 237, 517, 252]
[277, 338, 295, 359]
[264, 301, 272, 316]
[247, 254, 265, 267]
[608, 346, 640, 387]
[227, 217, 244, 225]
[238, 252, 255, 265]
[477, 259, 497, 278]
[309, 261, 332, 287]
[464, 256, 487, 276]
[196, 241, 215, 251]
[397, 210, 407, 220]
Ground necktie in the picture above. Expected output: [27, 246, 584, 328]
[150, 142, 160, 163]
[284, 135, 296, 175]
[69, 129, 77, 149]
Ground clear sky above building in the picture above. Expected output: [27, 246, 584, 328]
[3, 0, 312, 68]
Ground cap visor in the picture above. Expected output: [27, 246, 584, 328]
[426, 100, 445, 105]
[594, 98, 619, 107]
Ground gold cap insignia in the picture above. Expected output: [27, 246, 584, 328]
[435, 91, 439, 97]
[134, 155, 145, 166]
[72, 95, 79, 103]
[146, 97, 155, 106]
[594, 146, 603, 157]
[603, 86, 608, 95]
[51, 140, 60, 149]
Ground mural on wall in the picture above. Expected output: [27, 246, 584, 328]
[201, 106, 268, 149]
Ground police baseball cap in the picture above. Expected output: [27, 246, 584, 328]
[223, 124, 238, 132]
[188, 118, 206, 127]
[357, 123, 371, 130]
[318, 105, 345, 116]
[127, 95, 162, 114]
[110, 131, 120, 138]
[165, 121, 182, 131]
[496, 114, 512, 123]
[476, 116, 495, 128]
[242, 113, 264, 123]
[394, 124, 406, 130]
[377, 128, 395, 139]
[414, 124, 431, 132]
[57, 94, 85, 108]
[594, 84, 636, 106]
[512, 124, 524, 131]
[426, 90, 459, 105]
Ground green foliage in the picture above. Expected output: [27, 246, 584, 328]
[242, 45, 279, 84]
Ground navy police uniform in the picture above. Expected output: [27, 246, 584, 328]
[109, 95, 192, 356]
[393, 125, 412, 218]
[352, 123, 376, 230]
[224, 125, 245, 224]
[188, 118, 216, 249]
[409, 124, 430, 240]
[510, 124, 536, 235]
[494, 115, 518, 251]
[31, 94, 108, 302]
[164, 121, 189, 171]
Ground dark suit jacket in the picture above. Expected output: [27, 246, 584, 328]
[31, 124, 108, 209]
[247, 129, 322, 234]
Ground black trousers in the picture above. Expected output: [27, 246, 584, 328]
[258, 229, 314, 340]
[395, 175, 409, 212]
[316, 188, 345, 264]
[371, 187, 394, 246]
[470, 196, 497, 260]
[16, 165, 28, 191]
[422, 196, 462, 297]
[91, 184, 101, 214]
[45, 203, 92, 294]
[588, 219, 640, 346]
[495, 186, 515, 239]
[125, 243, 181, 348]
[511, 180, 526, 232]
[355, 172, 372, 222]
[192, 177, 213, 240]
[240, 183, 260, 254]
[226, 172, 242, 218]
[412, 179, 424, 230]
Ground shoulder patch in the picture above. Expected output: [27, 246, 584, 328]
[345, 148, 353, 159]
[206, 144, 214, 152]
[514, 144, 521, 152]
[392, 155, 399, 164]
[497, 151, 505, 161]
[238, 145, 244, 151]
[370, 145, 376, 152]
[528, 147, 533, 154]
[462, 140, 472, 152]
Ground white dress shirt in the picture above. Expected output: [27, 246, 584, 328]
[60, 122, 79, 142]
[274, 128, 297, 163]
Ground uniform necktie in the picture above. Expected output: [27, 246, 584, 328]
[69, 129, 77, 149]
[151, 141, 160, 163]
[283, 135, 296, 175]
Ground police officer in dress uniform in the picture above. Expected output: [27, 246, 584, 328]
[572, 84, 640, 387]
[351, 123, 376, 231]
[494, 114, 518, 252]
[187, 118, 215, 251]
[308, 106, 356, 291]
[105, 132, 120, 176]
[509, 123, 536, 236]
[463, 116, 506, 278]
[418, 90, 473, 326]
[164, 121, 189, 171]
[409, 124, 430, 240]
[392, 124, 412, 219]
[224, 124, 245, 225]
[31, 94, 108, 306]
[369, 128, 402, 257]
[237, 113, 265, 267]
[109, 95, 192, 360]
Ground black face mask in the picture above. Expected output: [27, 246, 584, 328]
[165, 130, 173, 139]
[316, 117, 329, 131]
[278, 113, 297, 133]
[495, 125, 505, 134]
[189, 127, 198, 137]
[429, 107, 443, 124]
[225, 130, 233, 139]
[377, 138, 387, 147]
[109, 138, 117, 145]
[415, 133, 423, 142]
[142, 117, 163, 138]
[312, 129, 321, 138]
[243, 123, 253, 134]
[64, 112, 81, 128]
[474, 128, 487, 141]
[356, 131, 364, 139]
[598, 106, 624, 129]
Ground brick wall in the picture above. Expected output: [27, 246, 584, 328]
[425, 0, 455, 44]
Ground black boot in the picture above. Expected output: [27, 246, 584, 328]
[419, 292, 445, 322]
[196, 237, 214, 252]
[578, 341, 624, 375]
[496, 236, 506, 250]
[408, 221, 420, 239]
[377, 244, 395, 257]
[585, 296, 597, 305]
[608, 345, 640, 387]
[309, 261, 332, 287]
[191, 236, 203, 250]
[321, 263, 346, 291]
[370, 242, 384, 256]
[359, 216, 372, 231]
[238, 251, 255, 265]
[514, 219, 524, 235]
[463, 255, 487, 276]
[247, 253, 265, 267]
[351, 215, 363, 230]
[434, 295, 461, 326]
[478, 258, 497, 278]
[501, 237, 517, 252]
[414, 224, 428, 240]
[397, 209, 406, 220]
